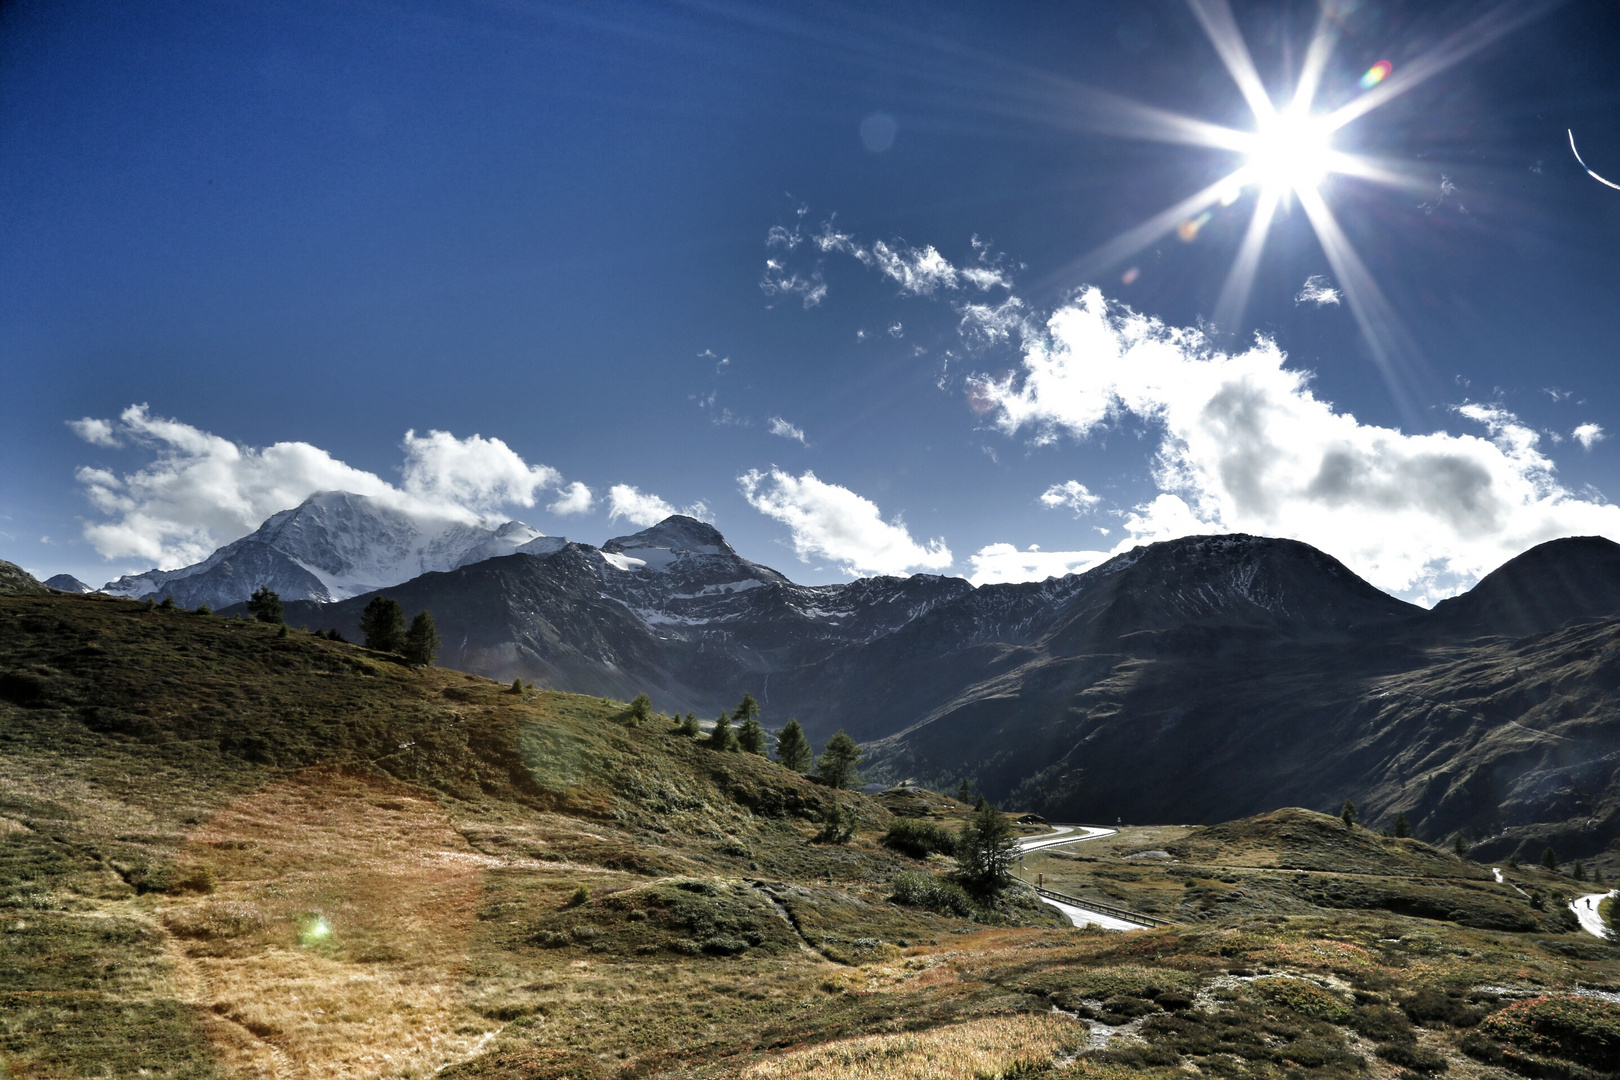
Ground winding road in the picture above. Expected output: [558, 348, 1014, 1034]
[1015, 824, 1143, 930]
[1570, 890, 1615, 939]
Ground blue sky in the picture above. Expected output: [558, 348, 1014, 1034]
[4, 0, 1619, 602]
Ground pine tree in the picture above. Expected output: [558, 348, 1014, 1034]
[1341, 799, 1357, 829]
[815, 799, 856, 844]
[403, 610, 440, 667]
[246, 586, 283, 624]
[707, 711, 736, 751]
[629, 693, 653, 724]
[737, 716, 766, 754]
[1573, 861, 1586, 882]
[360, 596, 407, 653]
[773, 720, 813, 773]
[733, 692, 760, 723]
[957, 779, 974, 804]
[1393, 810, 1411, 838]
[957, 798, 1018, 895]
[676, 712, 701, 738]
[1452, 834, 1469, 859]
[816, 730, 862, 790]
[1541, 847, 1559, 872]
[511, 678, 524, 694]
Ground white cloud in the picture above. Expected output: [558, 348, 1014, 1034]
[548, 481, 595, 516]
[70, 404, 569, 570]
[968, 543, 1110, 586]
[606, 484, 711, 528]
[813, 224, 1012, 296]
[1295, 275, 1342, 306]
[1574, 423, 1605, 450]
[767, 416, 808, 445]
[738, 468, 952, 576]
[972, 288, 1620, 604]
[759, 260, 827, 308]
[68, 417, 120, 447]
[1039, 480, 1101, 515]
[399, 428, 560, 512]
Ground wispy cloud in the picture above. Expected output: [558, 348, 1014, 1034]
[767, 416, 808, 445]
[69, 405, 567, 569]
[739, 467, 951, 576]
[1295, 275, 1342, 306]
[606, 484, 711, 528]
[759, 260, 827, 308]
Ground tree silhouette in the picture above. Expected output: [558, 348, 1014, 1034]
[246, 586, 283, 625]
[360, 596, 406, 652]
[403, 611, 440, 667]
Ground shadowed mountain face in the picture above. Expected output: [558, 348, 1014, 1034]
[226, 514, 1620, 864]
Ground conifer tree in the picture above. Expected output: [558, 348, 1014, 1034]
[1541, 847, 1559, 872]
[957, 798, 1018, 895]
[957, 779, 974, 804]
[403, 610, 440, 667]
[707, 710, 736, 751]
[1573, 861, 1586, 882]
[737, 716, 766, 755]
[733, 692, 760, 723]
[676, 712, 701, 738]
[360, 596, 407, 652]
[246, 586, 283, 624]
[1452, 834, 1469, 859]
[629, 693, 653, 724]
[1393, 810, 1411, 838]
[773, 720, 813, 773]
[816, 730, 862, 790]
[1341, 799, 1357, 829]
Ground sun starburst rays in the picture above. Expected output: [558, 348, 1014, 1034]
[1044, 0, 1559, 405]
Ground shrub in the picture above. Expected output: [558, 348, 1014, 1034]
[567, 884, 590, 908]
[195, 603, 212, 616]
[628, 693, 652, 724]
[511, 678, 524, 694]
[1253, 977, 1352, 1022]
[1476, 995, 1620, 1070]
[890, 871, 974, 917]
[1402, 986, 1489, 1028]
[815, 800, 855, 844]
[1376, 1042, 1449, 1073]
[883, 818, 957, 859]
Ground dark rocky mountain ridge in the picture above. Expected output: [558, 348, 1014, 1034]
[223, 515, 1620, 865]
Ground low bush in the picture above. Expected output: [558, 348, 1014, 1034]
[1252, 976, 1352, 1022]
[1476, 995, 1620, 1071]
[890, 871, 974, 917]
[1377, 1041, 1449, 1072]
[882, 818, 957, 859]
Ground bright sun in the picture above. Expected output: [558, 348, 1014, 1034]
[1245, 110, 1334, 193]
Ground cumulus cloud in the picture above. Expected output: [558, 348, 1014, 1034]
[547, 481, 595, 516]
[68, 417, 120, 447]
[738, 468, 952, 576]
[968, 543, 1110, 586]
[767, 416, 808, 445]
[605, 484, 711, 528]
[972, 289, 1620, 603]
[1574, 423, 1605, 450]
[1040, 480, 1102, 516]
[70, 405, 571, 570]
[1295, 275, 1342, 306]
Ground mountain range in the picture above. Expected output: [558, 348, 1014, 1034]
[60, 490, 1620, 865]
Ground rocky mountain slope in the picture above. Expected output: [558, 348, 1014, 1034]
[97, 492, 1620, 865]
[100, 490, 562, 608]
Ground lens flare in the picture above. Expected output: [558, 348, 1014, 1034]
[1177, 211, 1213, 241]
[1359, 60, 1392, 90]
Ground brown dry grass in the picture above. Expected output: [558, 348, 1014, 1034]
[161, 768, 499, 1079]
[738, 1013, 1086, 1080]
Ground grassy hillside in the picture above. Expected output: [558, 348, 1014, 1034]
[2, 591, 1618, 1080]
